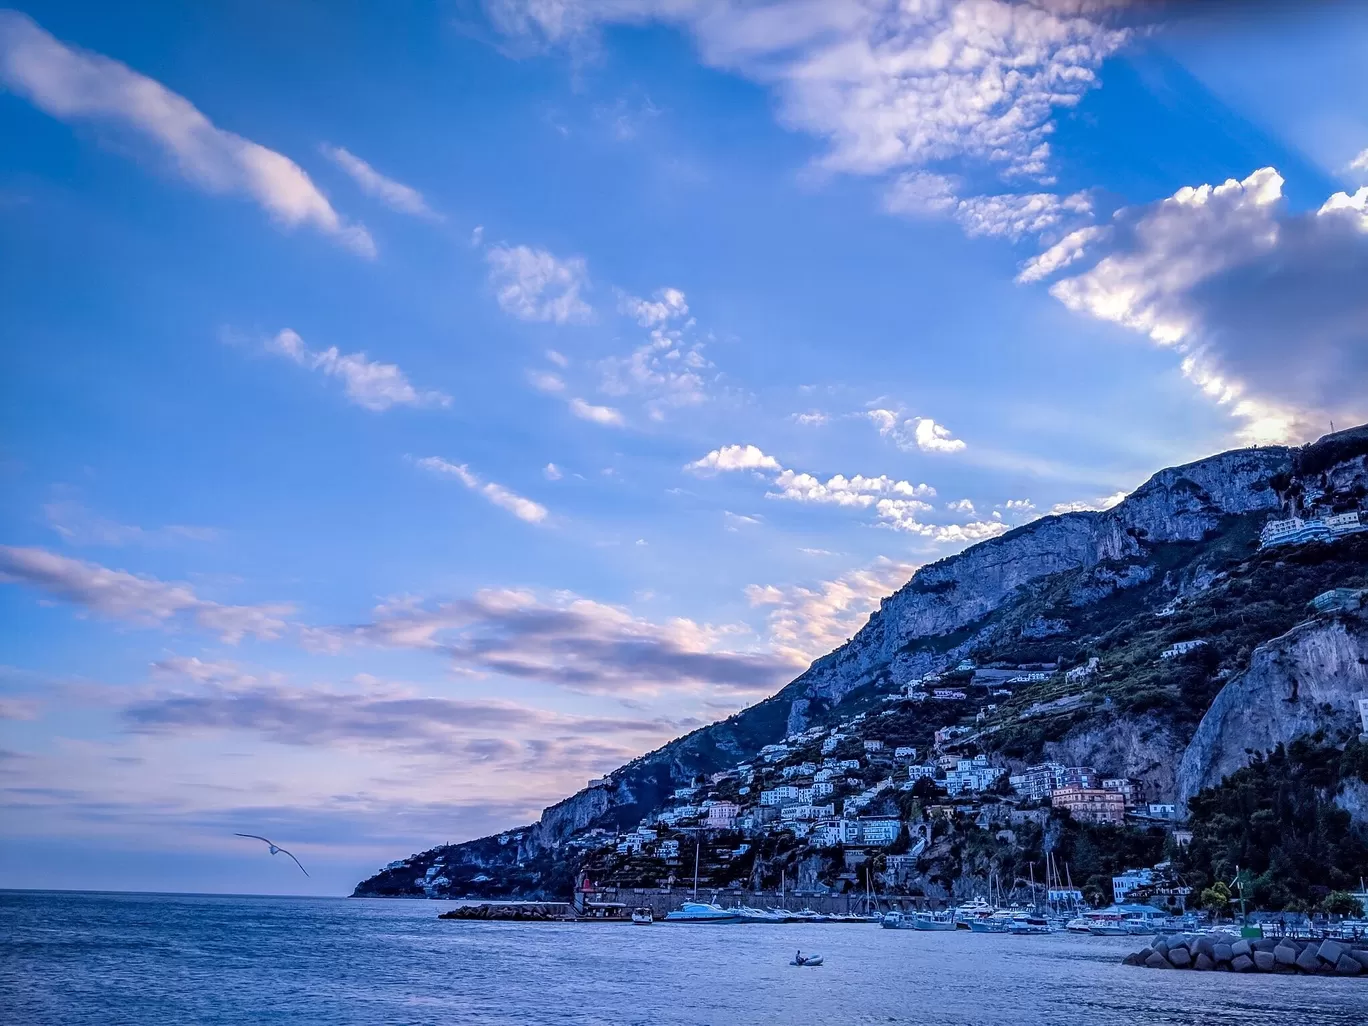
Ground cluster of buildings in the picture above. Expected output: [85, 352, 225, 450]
[1259, 510, 1366, 549]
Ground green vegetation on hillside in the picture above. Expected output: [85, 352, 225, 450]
[1178, 736, 1368, 912]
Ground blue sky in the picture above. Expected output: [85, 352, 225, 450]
[2, 0, 1367, 895]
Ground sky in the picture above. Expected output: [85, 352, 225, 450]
[2, 0, 1366, 896]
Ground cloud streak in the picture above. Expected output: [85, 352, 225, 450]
[0, 546, 291, 642]
[265, 329, 451, 411]
[322, 144, 440, 220]
[308, 590, 801, 696]
[414, 457, 548, 524]
[486, 244, 592, 323]
[0, 11, 373, 256]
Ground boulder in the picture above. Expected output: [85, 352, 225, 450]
[1145, 951, 1171, 969]
[1274, 943, 1299, 966]
[1213, 942, 1233, 963]
[1122, 951, 1145, 967]
[1252, 937, 1279, 953]
[1193, 953, 1215, 971]
[1152, 937, 1170, 956]
[1231, 939, 1252, 958]
[1168, 946, 1192, 968]
[1231, 954, 1254, 972]
[1316, 939, 1346, 964]
[1253, 950, 1276, 972]
[1335, 954, 1363, 976]
[1295, 947, 1324, 973]
[1192, 936, 1215, 958]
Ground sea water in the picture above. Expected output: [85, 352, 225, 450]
[2, 890, 1364, 1025]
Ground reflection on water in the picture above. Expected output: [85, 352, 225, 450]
[2, 890, 1365, 1026]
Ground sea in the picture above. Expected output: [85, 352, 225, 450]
[2, 890, 1365, 1025]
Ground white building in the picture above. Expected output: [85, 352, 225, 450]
[813, 768, 836, 783]
[781, 803, 835, 822]
[821, 734, 846, 755]
[1007, 671, 1049, 684]
[1145, 803, 1178, 821]
[1327, 511, 1368, 536]
[933, 688, 968, 701]
[943, 758, 1005, 796]
[1065, 657, 1100, 683]
[811, 818, 861, 847]
[1359, 697, 1368, 740]
[706, 802, 740, 828]
[759, 743, 791, 762]
[760, 786, 800, 806]
[894, 746, 917, 760]
[657, 840, 680, 859]
[810, 781, 835, 799]
[672, 786, 697, 799]
[837, 759, 861, 771]
[1257, 511, 1365, 549]
[859, 818, 902, 845]
[1112, 867, 1155, 903]
[1161, 639, 1207, 660]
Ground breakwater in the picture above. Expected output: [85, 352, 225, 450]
[1124, 932, 1367, 976]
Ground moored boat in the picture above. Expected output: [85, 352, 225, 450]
[631, 907, 654, 925]
[911, 912, 958, 931]
[662, 902, 743, 923]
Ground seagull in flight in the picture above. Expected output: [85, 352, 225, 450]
[235, 833, 309, 877]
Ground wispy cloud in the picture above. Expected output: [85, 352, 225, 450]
[568, 397, 624, 426]
[44, 502, 217, 547]
[486, 244, 592, 323]
[0, 11, 373, 256]
[306, 590, 800, 696]
[264, 329, 450, 411]
[747, 557, 916, 665]
[618, 287, 688, 327]
[414, 457, 548, 524]
[0, 546, 291, 642]
[321, 144, 440, 220]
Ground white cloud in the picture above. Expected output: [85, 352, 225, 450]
[929, 520, 1011, 544]
[886, 175, 1093, 241]
[543, 462, 563, 480]
[946, 498, 976, 514]
[599, 326, 712, 415]
[769, 470, 934, 509]
[485, 244, 592, 323]
[0, 546, 290, 642]
[1016, 225, 1109, 283]
[723, 511, 762, 530]
[568, 397, 625, 426]
[485, 2, 1128, 181]
[868, 410, 966, 453]
[265, 329, 450, 411]
[414, 457, 548, 524]
[619, 287, 688, 327]
[792, 411, 828, 427]
[0, 11, 373, 256]
[321, 144, 439, 220]
[685, 444, 781, 475]
[746, 557, 916, 664]
[527, 370, 565, 393]
[470, 225, 484, 246]
[546, 349, 569, 368]
[1048, 167, 1368, 442]
[1048, 489, 1128, 516]
[1350, 148, 1368, 174]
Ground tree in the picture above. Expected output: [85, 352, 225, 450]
[1321, 891, 1365, 918]
[1200, 882, 1232, 917]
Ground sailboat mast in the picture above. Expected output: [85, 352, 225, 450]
[693, 832, 700, 899]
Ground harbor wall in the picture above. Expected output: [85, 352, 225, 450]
[584, 887, 945, 915]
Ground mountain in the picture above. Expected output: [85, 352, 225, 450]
[355, 426, 1368, 903]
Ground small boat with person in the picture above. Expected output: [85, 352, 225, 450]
[790, 950, 824, 967]
[631, 907, 654, 925]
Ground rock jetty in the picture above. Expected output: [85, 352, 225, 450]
[438, 902, 573, 922]
[1123, 933, 1368, 976]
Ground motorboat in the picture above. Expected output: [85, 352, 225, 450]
[968, 918, 1008, 933]
[880, 911, 916, 930]
[790, 952, 824, 967]
[911, 912, 958, 931]
[630, 907, 654, 924]
[662, 902, 743, 923]
[1006, 913, 1052, 935]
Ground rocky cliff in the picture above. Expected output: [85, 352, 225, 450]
[1176, 614, 1368, 804]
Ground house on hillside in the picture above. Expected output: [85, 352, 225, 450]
[1161, 639, 1207, 659]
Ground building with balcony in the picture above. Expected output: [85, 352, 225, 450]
[1051, 786, 1126, 825]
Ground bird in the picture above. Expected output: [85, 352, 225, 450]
[234, 833, 309, 876]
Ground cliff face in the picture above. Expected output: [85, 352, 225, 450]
[1176, 615, 1368, 804]
[782, 446, 1291, 726]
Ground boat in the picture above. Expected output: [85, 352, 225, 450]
[631, 907, 654, 925]
[880, 911, 918, 930]
[790, 952, 824, 967]
[911, 911, 958, 931]
[662, 902, 743, 923]
[968, 918, 1008, 933]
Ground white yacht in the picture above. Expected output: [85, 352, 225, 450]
[662, 901, 743, 923]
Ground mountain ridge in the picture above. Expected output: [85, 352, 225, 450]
[356, 425, 1368, 899]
